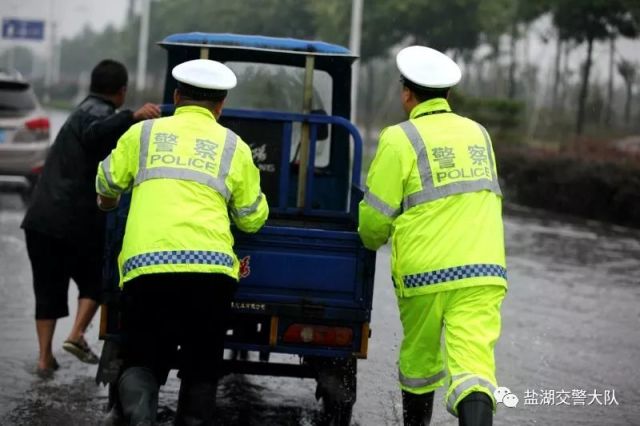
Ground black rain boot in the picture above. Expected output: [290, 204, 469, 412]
[175, 379, 218, 426]
[402, 390, 434, 426]
[118, 367, 159, 426]
[458, 392, 493, 426]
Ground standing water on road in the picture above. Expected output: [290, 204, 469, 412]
[0, 110, 639, 425]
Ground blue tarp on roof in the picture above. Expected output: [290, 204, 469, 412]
[162, 32, 352, 55]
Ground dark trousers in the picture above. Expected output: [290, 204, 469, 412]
[25, 230, 102, 319]
[121, 272, 237, 384]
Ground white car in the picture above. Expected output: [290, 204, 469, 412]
[0, 69, 50, 199]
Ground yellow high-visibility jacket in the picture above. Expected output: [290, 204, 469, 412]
[358, 98, 506, 298]
[96, 105, 268, 285]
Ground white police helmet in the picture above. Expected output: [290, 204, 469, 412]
[172, 59, 237, 90]
[396, 45, 461, 89]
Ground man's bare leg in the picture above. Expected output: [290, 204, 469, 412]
[66, 298, 98, 343]
[36, 319, 57, 370]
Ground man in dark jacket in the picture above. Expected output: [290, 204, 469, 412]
[21, 59, 160, 376]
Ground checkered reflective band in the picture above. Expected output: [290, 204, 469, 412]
[123, 250, 234, 276]
[404, 264, 506, 288]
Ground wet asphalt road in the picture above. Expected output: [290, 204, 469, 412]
[0, 110, 639, 425]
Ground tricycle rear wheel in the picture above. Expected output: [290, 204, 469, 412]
[322, 397, 353, 426]
[307, 356, 357, 426]
[103, 382, 124, 425]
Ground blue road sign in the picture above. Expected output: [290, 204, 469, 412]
[2, 18, 45, 41]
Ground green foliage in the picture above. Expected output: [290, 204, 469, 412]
[551, 0, 639, 134]
[311, 0, 405, 62]
[397, 0, 484, 54]
[48, 0, 640, 140]
[498, 148, 640, 227]
[516, 0, 553, 23]
[310, 1, 350, 47]
[315, 0, 538, 62]
[144, 0, 318, 76]
[618, 59, 637, 84]
[552, 0, 640, 42]
[450, 91, 525, 131]
[61, 0, 321, 85]
[478, 0, 515, 47]
[358, 0, 406, 61]
[145, 0, 315, 38]
[58, 0, 540, 77]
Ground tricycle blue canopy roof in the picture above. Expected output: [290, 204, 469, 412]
[160, 32, 354, 57]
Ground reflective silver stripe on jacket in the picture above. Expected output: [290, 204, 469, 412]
[446, 376, 496, 415]
[363, 187, 401, 219]
[96, 176, 109, 195]
[133, 119, 238, 200]
[477, 124, 499, 184]
[398, 120, 502, 211]
[231, 192, 264, 218]
[399, 369, 447, 389]
[137, 119, 155, 175]
[100, 154, 125, 193]
[218, 130, 238, 182]
[137, 167, 231, 200]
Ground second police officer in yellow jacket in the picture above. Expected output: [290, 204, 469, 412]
[359, 46, 507, 426]
[96, 59, 268, 425]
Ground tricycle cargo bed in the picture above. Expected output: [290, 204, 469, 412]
[233, 223, 374, 313]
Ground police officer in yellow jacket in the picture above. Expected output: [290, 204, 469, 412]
[358, 46, 507, 426]
[96, 59, 268, 425]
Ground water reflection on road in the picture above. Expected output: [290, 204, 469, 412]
[2, 197, 638, 425]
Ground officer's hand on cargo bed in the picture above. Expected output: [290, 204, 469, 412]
[133, 103, 161, 121]
[97, 194, 120, 212]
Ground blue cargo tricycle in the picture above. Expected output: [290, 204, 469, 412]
[98, 33, 376, 425]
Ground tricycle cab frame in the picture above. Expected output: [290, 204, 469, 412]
[160, 33, 357, 213]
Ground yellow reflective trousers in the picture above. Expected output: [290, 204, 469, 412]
[398, 285, 505, 415]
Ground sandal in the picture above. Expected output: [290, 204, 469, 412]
[36, 357, 59, 379]
[63, 338, 99, 364]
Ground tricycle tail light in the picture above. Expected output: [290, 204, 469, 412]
[283, 324, 353, 347]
